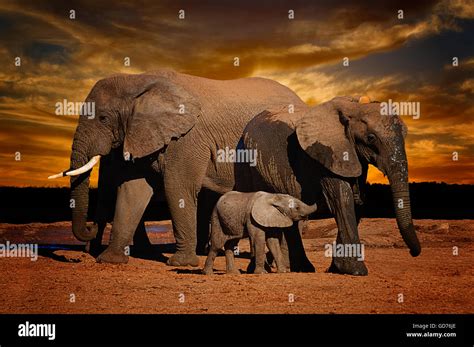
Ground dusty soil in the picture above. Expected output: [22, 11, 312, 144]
[0, 219, 472, 314]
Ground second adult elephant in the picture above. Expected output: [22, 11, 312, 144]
[236, 96, 421, 275]
[49, 69, 305, 266]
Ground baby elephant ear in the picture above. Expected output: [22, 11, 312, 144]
[295, 104, 361, 177]
[251, 193, 294, 228]
[124, 77, 201, 159]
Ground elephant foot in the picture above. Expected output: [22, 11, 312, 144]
[85, 239, 103, 257]
[246, 258, 273, 274]
[167, 252, 199, 267]
[253, 267, 267, 274]
[277, 267, 289, 273]
[246, 259, 255, 274]
[202, 267, 214, 275]
[226, 268, 241, 275]
[327, 257, 368, 276]
[290, 257, 316, 273]
[96, 247, 129, 264]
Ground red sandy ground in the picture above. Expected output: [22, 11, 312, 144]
[0, 219, 472, 313]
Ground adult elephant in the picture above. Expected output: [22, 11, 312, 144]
[236, 96, 421, 275]
[49, 69, 305, 266]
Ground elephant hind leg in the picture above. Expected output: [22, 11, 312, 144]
[164, 183, 201, 267]
[164, 149, 210, 267]
[203, 245, 218, 275]
[203, 211, 228, 275]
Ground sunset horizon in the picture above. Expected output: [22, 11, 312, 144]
[1, 0, 473, 187]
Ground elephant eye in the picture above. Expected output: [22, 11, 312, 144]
[99, 115, 107, 123]
[367, 133, 377, 144]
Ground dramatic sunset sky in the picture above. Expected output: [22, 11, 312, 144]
[0, 0, 473, 187]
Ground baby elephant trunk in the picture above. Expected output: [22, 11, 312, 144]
[298, 202, 317, 219]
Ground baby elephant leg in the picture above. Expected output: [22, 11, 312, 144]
[203, 216, 226, 275]
[266, 233, 287, 273]
[203, 245, 219, 275]
[248, 225, 267, 274]
[224, 239, 240, 275]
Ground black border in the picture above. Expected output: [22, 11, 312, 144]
[0, 314, 472, 345]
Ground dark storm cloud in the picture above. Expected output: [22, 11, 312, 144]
[24, 42, 71, 64]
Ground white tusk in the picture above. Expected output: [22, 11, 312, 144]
[48, 155, 101, 179]
[48, 172, 66, 179]
[65, 155, 101, 176]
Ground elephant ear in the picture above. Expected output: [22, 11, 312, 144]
[251, 192, 294, 228]
[295, 101, 362, 177]
[124, 77, 201, 159]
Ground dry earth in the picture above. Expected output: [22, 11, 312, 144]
[0, 219, 472, 314]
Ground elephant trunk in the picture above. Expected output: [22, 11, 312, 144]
[387, 147, 421, 257]
[70, 140, 98, 242]
[303, 203, 317, 216]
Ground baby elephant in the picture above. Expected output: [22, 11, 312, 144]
[203, 191, 317, 275]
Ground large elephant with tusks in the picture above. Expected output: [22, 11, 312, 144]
[49, 69, 310, 267]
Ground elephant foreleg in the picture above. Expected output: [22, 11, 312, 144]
[87, 155, 117, 257]
[249, 232, 292, 273]
[266, 234, 287, 273]
[252, 230, 267, 274]
[353, 162, 368, 226]
[85, 223, 106, 257]
[322, 177, 368, 276]
[96, 178, 153, 264]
